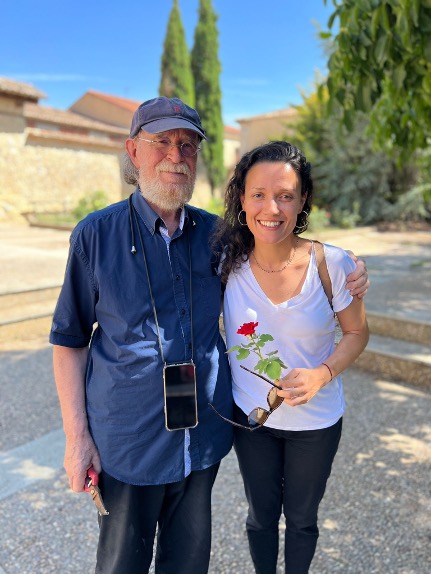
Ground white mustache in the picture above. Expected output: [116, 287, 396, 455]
[156, 160, 191, 177]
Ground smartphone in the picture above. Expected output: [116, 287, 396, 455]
[163, 362, 198, 431]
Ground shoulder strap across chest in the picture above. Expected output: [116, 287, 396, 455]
[313, 241, 333, 310]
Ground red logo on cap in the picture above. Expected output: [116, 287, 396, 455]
[174, 105, 181, 113]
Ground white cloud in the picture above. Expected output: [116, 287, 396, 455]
[8, 73, 107, 83]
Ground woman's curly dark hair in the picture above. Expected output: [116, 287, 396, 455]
[212, 140, 313, 285]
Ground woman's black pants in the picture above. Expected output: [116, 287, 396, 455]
[234, 405, 342, 574]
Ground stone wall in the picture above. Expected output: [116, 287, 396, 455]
[0, 133, 126, 218]
[0, 94, 215, 220]
[0, 133, 216, 220]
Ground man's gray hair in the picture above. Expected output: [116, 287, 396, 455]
[122, 152, 139, 185]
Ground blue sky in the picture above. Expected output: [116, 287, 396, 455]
[1, 0, 335, 126]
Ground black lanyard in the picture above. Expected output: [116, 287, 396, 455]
[128, 194, 194, 364]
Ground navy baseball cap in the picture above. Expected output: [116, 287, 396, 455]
[129, 97, 207, 140]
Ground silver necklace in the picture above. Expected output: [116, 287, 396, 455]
[252, 237, 298, 273]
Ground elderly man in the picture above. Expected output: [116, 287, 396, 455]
[50, 97, 368, 574]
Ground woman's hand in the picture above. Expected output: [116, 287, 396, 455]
[277, 365, 331, 406]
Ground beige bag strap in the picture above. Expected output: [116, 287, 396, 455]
[313, 241, 333, 310]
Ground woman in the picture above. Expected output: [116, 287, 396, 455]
[213, 141, 369, 574]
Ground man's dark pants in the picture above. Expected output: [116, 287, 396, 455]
[95, 463, 220, 574]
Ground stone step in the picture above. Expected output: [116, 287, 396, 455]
[1, 290, 430, 392]
[367, 311, 431, 346]
[355, 333, 431, 390]
[2, 288, 429, 340]
[0, 315, 53, 346]
[0, 286, 61, 326]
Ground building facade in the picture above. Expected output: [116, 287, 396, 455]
[237, 107, 299, 155]
[0, 78, 240, 220]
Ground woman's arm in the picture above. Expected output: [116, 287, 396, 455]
[53, 345, 101, 492]
[277, 297, 369, 405]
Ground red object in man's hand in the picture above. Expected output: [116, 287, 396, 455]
[84, 466, 109, 516]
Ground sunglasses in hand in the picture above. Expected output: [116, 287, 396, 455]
[208, 365, 284, 431]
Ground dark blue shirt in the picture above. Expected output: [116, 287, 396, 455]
[50, 190, 233, 485]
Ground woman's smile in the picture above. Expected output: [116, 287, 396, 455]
[258, 220, 283, 229]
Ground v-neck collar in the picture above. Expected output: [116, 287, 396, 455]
[245, 242, 316, 307]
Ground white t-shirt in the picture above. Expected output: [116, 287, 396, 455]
[223, 242, 355, 431]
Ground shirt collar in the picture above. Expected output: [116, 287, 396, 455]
[132, 188, 193, 235]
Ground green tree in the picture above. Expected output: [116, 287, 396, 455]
[290, 84, 427, 225]
[322, 0, 431, 158]
[191, 0, 225, 195]
[159, 0, 195, 107]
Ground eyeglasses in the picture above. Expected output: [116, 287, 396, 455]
[136, 136, 201, 157]
[208, 365, 284, 431]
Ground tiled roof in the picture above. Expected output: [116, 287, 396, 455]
[25, 127, 124, 150]
[224, 125, 240, 134]
[80, 90, 141, 113]
[237, 107, 298, 123]
[73, 91, 241, 137]
[0, 77, 47, 101]
[24, 102, 128, 135]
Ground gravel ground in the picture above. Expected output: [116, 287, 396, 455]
[1, 224, 430, 573]
[1, 336, 430, 573]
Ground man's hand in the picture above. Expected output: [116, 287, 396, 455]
[64, 431, 101, 493]
[346, 251, 369, 299]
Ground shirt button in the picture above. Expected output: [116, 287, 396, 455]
[181, 309, 186, 316]
[175, 275, 180, 281]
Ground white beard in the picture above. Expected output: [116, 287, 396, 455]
[138, 160, 196, 212]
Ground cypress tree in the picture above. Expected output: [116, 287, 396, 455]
[191, 0, 225, 195]
[159, 0, 195, 107]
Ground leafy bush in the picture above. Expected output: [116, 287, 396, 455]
[289, 88, 429, 225]
[72, 191, 109, 221]
[386, 184, 430, 222]
[205, 196, 225, 217]
[330, 203, 362, 229]
[29, 213, 77, 227]
[307, 206, 331, 232]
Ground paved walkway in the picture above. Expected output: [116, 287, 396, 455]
[0, 223, 70, 293]
[0, 222, 430, 573]
[2, 222, 431, 323]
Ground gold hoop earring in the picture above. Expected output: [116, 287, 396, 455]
[294, 210, 309, 233]
[237, 210, 248, 227]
